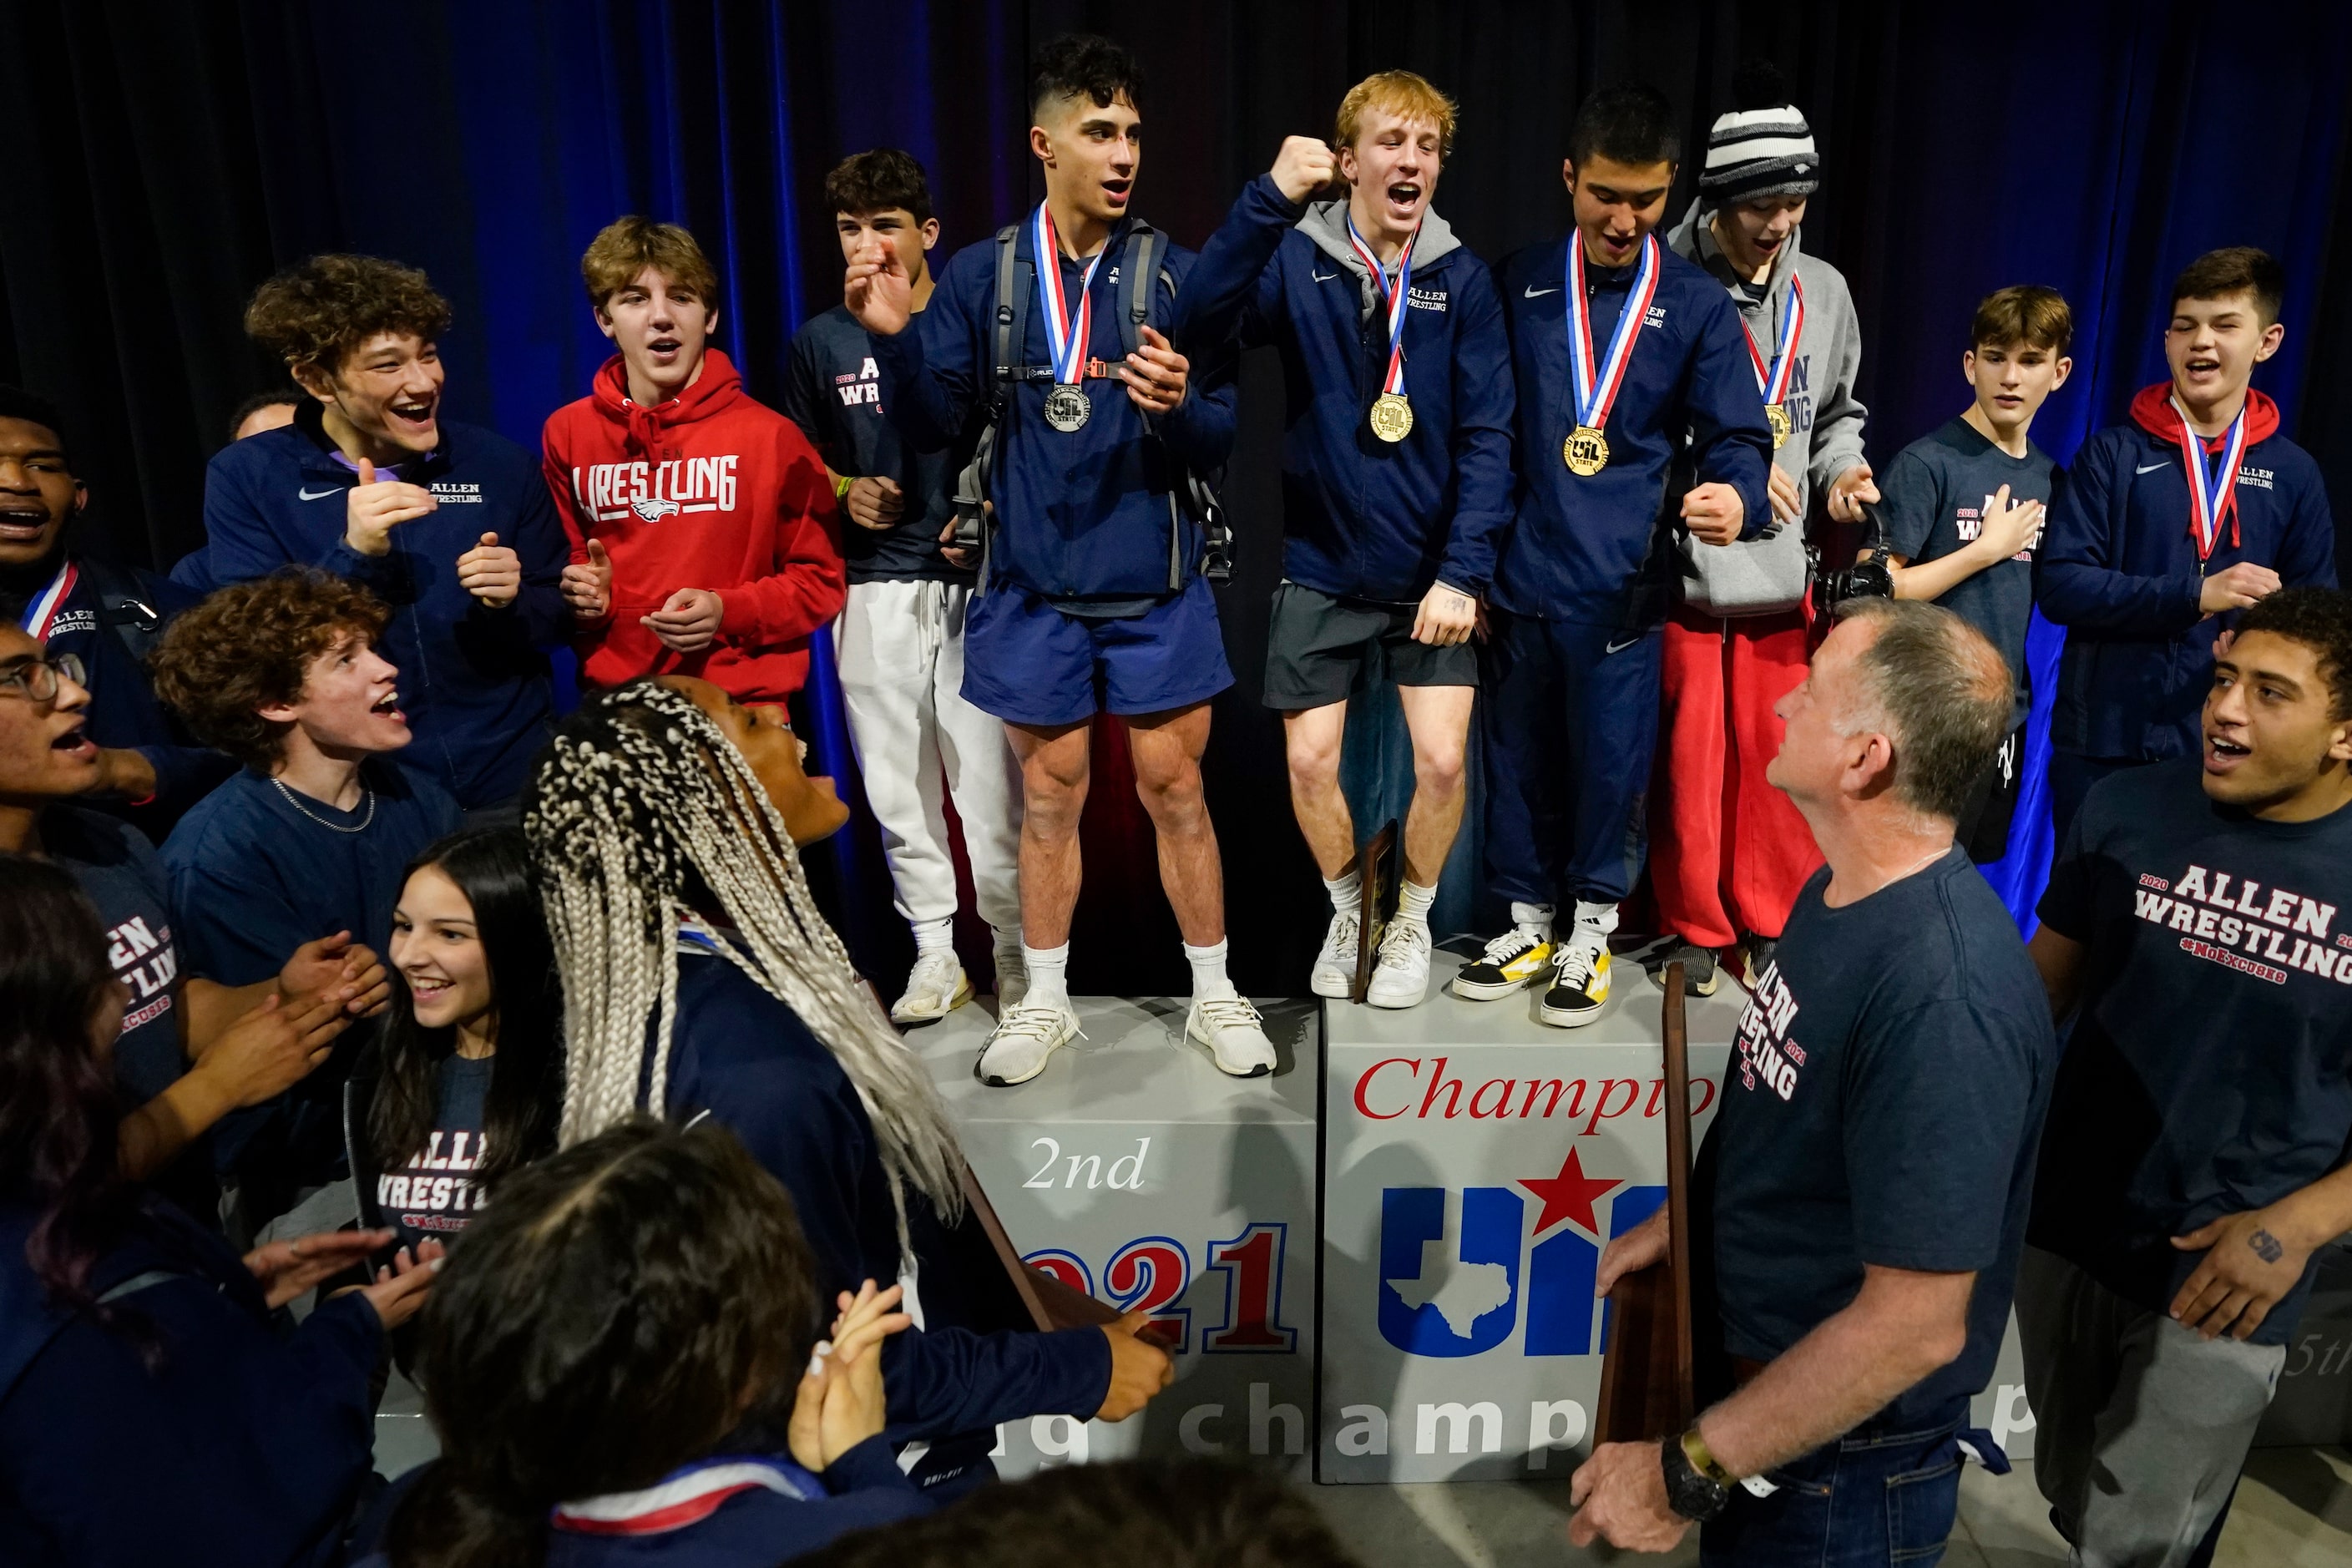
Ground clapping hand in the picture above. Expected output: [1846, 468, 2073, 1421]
[562, 539, 614, 623]
[788, 1279, 913, 1473]
[457, 532, 523, 608]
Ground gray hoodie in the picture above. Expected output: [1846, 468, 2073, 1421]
[1665, 199, 1868, 616]
[1295, 196, 1464, 317]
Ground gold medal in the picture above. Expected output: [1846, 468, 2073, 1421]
[1369, 392, 1414, 443]
[1564, 424, 1610, 477]
[1767, 402, 1791, 449]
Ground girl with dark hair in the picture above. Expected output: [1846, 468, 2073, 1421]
[0, 854, 438, 1567]
[366, 1116, 924, 1567]
[346, 827, 561, 1259]
[522, 678, 1170, 1498]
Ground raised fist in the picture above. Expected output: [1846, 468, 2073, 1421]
[1271, 135, 1339, 204]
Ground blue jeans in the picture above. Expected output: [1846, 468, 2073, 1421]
[1699, 1400, 1991, 1567]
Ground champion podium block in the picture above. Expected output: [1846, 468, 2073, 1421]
[1318, 948, 1742, 1482]
[914, 996, 1319, 1478]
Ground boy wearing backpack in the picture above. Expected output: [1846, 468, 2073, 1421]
[847, 34, 1267, 1086]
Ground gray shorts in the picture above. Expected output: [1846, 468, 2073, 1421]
[2015, 1245, 2285, 1567]
[1262, 581, 1478, 711]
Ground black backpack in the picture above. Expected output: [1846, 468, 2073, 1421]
[949, 220, 1231, 589]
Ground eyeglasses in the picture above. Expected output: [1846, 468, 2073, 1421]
[0, 653, 86, 703]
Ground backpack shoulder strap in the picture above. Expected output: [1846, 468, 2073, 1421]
[992, 225, 1028, 382]
[1119, 222, 1162, 361]
[73, 556, 165, 667]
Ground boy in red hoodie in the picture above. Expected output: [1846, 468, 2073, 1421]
[2036, 245, 2336, 840]
[543, 217, 844, 701]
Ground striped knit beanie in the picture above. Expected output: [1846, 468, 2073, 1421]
[1699, 61, 1818, 206]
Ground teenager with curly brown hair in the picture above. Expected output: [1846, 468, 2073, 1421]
[176, 255, 569, 810]
[154, 570, 460, 1214]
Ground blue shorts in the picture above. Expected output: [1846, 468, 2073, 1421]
[961, 576, 1235, 726]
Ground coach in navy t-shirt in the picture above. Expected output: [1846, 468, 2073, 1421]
[2019, 586, 2352, 1565]
[1570, 599, 2054, 1565]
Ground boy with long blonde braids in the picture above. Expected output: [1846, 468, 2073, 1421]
[521, 676, 1171, 1496]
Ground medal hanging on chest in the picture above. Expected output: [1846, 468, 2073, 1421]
[15, 559, 78, 640]
[1563, 233, 1660, 476]
[1346, 212, 1421, 443]
[1742, 275, 1804, 450]
[2170, 392, 2249, 567]
[1033, 203, 1106, 434]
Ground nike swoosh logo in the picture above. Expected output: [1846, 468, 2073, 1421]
[2134, 462, 2171, 475]
[1525, 286, 1561, 298]
[1603, 635, 1643, 654]
[1313, 268, 1340, 282]
[297, 486, 342, 500]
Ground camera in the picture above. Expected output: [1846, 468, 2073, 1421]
[1812, 500, 1896, 609]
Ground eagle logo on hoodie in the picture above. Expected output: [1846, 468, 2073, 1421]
[629, 496, 681, 523]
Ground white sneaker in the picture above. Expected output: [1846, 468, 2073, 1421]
[890, 950, 972, 1023]
[1187, 994, 1276, 1077]
[993, 937, 1029, 1009]
[1309, 908, 1360, 999]
[1365, 919, 1432, 1009]
[977, 1002, 1082, 1087]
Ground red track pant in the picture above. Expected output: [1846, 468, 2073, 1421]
[1651, 607, 1823, 947]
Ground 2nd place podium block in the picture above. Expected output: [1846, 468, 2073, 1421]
[913, 997, 1320, 1478]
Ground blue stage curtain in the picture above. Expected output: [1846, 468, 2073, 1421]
[5, 1, 2351, 989]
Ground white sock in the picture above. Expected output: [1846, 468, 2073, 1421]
[1021, 943, 1070, 1011]
[1396, 879, 1437, 928]
[913, 917, 955, 955]
[1323, 868, 1363, 915]
[1510, 901, 1556, 939]
[1572, 900, 1619, 948]
[1185, 938, 1238, 1003]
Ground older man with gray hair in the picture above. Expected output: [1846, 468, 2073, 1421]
[1570, 598, 2060, 1566]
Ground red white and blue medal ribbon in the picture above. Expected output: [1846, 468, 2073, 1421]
[2171, 393, 2248, 562]
[1741, 276, 1805, 408]
[1344, 212, 1419, 401]
[16, 559, 77, 640]
[1565, 233, 1662, 438]
[550, 1457, 821, 1537]
[1031, 203, 1106, 386]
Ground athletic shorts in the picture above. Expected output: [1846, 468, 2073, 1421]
[1955, 727, 2026, 863]
[960, 574, 1234, 726]
[1262, 581, 1479, 711]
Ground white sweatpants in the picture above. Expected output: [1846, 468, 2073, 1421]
[832, 579, 1023, 935]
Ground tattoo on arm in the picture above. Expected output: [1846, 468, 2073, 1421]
[2249, 1228, 2284, 1264]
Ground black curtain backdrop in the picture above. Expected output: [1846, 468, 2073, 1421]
[4, 0, 2349, 998]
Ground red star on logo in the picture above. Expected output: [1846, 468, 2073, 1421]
[1518, 1146, 1622, 1237]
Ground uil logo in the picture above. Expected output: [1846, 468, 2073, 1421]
[1378, 1150, 1661, 1358]
[630, 496, 682, 523]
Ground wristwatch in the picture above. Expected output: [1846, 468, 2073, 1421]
[1660, 1428, 1733, 1522]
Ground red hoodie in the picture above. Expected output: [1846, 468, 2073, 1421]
[2128, 382, 2283, 549]
[541, 349, 845, 701]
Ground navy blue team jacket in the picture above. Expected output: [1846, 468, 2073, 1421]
[1491, 235, 1773, 625]
[2036, 383, 2337, 762]
[1174, 174, 1515, 602]
[872, 215, 1238, 600]
[663, 951, 1110, 1493]
[0, 1198, 381, 1567]
[178, 403, 566, 807]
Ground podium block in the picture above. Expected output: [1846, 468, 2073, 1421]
[1318, 952, 1741, 1481]
[913, 996, 1319, 1477]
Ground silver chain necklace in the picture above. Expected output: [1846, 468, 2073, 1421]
[271, 776, 375, 833]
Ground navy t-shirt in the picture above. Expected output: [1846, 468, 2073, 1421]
[372, 1053, 494, 1257]
[161, 761, 463, 987]
[2031, 759, 2352, 1344]
[46, 806, 185, 1104]
[1701, 848, 2057, 1425]
[1879, 417, 2059, 729]
[783, 304, 971, 585]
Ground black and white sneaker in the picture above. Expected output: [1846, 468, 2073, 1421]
[1644, 940, 1719, 997]
[1537, 939, 1611, 1028]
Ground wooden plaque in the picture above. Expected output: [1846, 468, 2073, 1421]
[1349, 819, 1401, 1004]
[959, 1160, 1180, 1346]
[1593, 961, 1697, 1442]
